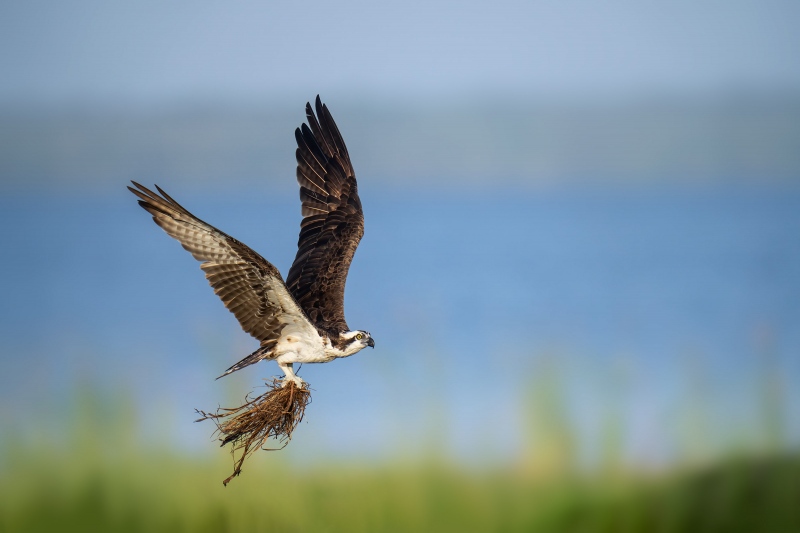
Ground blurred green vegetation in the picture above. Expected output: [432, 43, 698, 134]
[2, 440, 798, 532]
[1, 382, 798, 533]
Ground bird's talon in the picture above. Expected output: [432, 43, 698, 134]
[281, 377, 306, 389]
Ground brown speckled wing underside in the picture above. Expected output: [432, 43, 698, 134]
[128, 181, 309, 350]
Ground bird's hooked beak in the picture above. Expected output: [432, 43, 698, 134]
[367, 337, 375, 348]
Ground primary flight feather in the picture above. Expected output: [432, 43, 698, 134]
[129, 96, 374, 387]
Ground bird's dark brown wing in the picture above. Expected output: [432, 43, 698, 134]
[129, 181, 315, 347]
[286, 96, 364, 335]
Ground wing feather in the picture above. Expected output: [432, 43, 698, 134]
[286, 96, 365, 335]
[129, 181, 314, 345]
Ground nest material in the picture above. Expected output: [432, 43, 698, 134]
[195, 379, 311, 485]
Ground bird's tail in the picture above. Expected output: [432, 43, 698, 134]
[216, 344, 273, 379]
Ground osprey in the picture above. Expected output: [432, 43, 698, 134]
[129, 96, 374, 387]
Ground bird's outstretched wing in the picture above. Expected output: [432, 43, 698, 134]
[286, 96, 365, 335]
[129, 181, 315, 349]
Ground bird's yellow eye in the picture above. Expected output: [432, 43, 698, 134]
[355, 333, 364, 340]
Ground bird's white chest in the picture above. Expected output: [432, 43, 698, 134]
[274, 328, 333, 364]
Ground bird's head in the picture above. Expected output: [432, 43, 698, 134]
[333, 330, 375, 357]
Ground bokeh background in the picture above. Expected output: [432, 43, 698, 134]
[1, 1, 799, 531]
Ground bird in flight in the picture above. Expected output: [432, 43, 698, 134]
[129, 96, 374, 387]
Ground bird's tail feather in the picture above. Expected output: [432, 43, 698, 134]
[216, 345, 272, 379]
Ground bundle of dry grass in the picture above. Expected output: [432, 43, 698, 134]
[196, 379, 311, 485]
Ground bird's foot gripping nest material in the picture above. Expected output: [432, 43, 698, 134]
[195, 379, 311, 486]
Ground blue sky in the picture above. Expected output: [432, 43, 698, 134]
[1, 1, 798, 465]
[2, 0, 799, 105]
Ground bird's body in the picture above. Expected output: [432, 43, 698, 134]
[129, 96, 374, 387]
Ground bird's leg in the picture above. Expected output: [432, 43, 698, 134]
[277, 361, 305, 388]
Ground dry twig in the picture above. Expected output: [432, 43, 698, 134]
[196, 379, 311, 485]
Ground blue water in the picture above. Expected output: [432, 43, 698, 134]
[1, 183, 799, 462]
